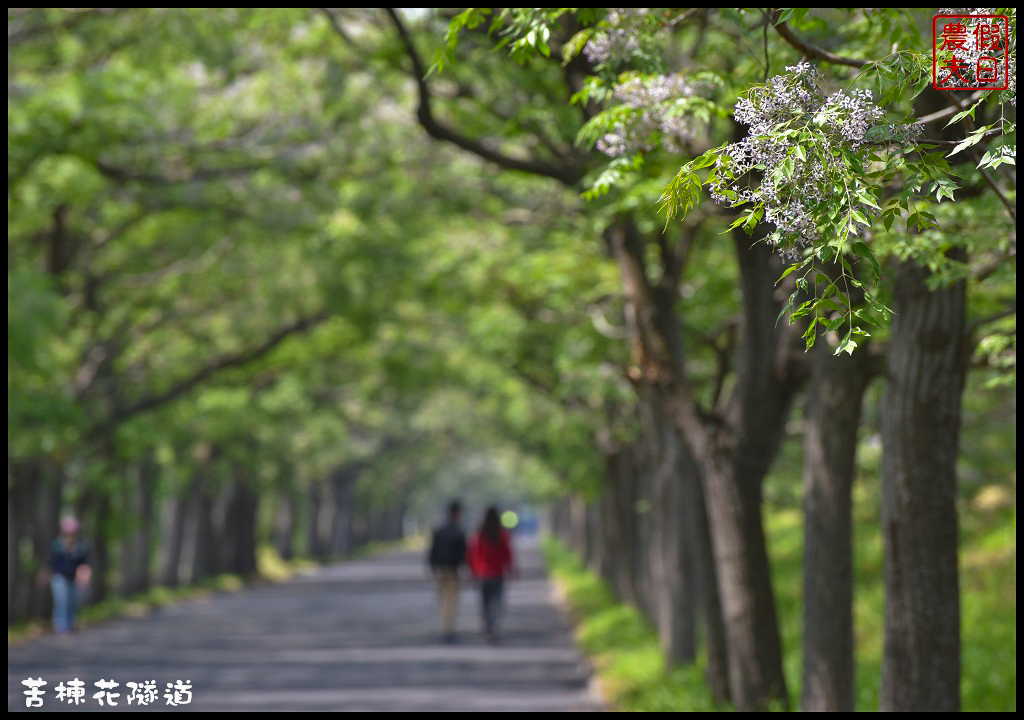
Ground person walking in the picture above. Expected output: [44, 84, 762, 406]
[427, 500, 467, 643]
[47, 516, 91, 635]
[467, 507, 515, 644]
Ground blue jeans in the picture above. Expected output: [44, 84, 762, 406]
[51, 575, 78, 634]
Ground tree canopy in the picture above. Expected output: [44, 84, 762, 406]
[8, 7, 1016, 713]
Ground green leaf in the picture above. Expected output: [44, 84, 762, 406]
[790, 299, 815, 321]
[802, 317, 819, 350]
[944, 99, 983, 128]
[776, 293, 796, 326]
[777, 264, 800, 283]
[835, 331, 859, 356]
[775, 8, 796, 26]
[948, 125, 994, 157]
[853, 241, 881, 280]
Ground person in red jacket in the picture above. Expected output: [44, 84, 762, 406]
[467, 506, 515, 643]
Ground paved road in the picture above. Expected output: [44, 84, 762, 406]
[8, 537, 602, 712]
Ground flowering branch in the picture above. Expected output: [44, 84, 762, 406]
[660, 61, 931, 353]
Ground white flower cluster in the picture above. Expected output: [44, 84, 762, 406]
[1010, 54, 1017, 106]
[583, 9, 649, 66]
[710, 62, 892, 254]
[597, 74, 697, 157]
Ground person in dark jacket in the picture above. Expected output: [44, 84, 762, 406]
[428, 500, 467, 642]
[45, 516, 91, 634]
[467, 506, 515, 643]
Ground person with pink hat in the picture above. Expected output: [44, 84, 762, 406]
[46, 516, 92, 634]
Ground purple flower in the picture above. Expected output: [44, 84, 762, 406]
[597, 74, 700, 157]
[707, 61, 909, 256]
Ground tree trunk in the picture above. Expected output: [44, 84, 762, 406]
[160, 493, 186, 588]
[234, 487, 259, 577]
[121, 456, 157, 595]
[223, 467, 259, 577]
[632, 440, 654, 619]
[160, 470, 198, 587]
[569, 494, 588, 561]
[8, 461, 31, 623]
[693, 237, 797, 711]
[306, 479, 331, 561]
[880, 256, 967, 712]
[9, 469, 23, 624]
[547, 496, 564, 541]
[699, 452, 787, 709]
[273, 492, 297, 561]
[609, 219, 799, 709]
[385, 502, 406, 540]
[329, 463, 359, 557]
[24, 460, 62, 621]
[603, 447, 640, 605]
[596, 490, 616, 591]
[801, 343, 874, 711]
[89, 494, 112, 604]
[690, 451, 731, 704]
[643, 388, 698, 667]
[190, 483, 217, 583]
[585, 498, 603, 577]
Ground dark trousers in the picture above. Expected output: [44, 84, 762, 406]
[480, 577, 504, 633]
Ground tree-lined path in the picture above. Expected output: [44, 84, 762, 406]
[8, 8, 1016, 713]
[8, 538, 603, 712]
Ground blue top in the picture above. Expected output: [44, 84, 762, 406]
[50, 538, 89, 581]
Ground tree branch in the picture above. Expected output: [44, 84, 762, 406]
[119, 236, 235, 288]
[316, 7, 366, 53]
[587, 301, 629, 340]
[772, 16, 869, 68]
[661, 216, 705, 289]
[932, 91, 1017, 223]
[7, 8, 119, 47]
[978, 165, 1017, 224]
[973, 248, 1017, 282]
[94, 159, 265, 185]
[692, 320, 738, 413]
[96, 311, 328, 433]
[917, 91, 986, 124]
[969, 302, 1016, 335]
[913, 128, 1004, 147]
[382, 8, 583, 186]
